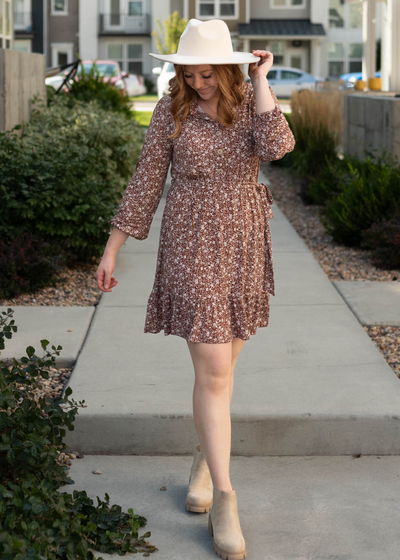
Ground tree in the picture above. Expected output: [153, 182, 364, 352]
[152, 11, 188, 55]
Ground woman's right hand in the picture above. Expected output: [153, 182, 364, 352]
[96, 252, 118, 292]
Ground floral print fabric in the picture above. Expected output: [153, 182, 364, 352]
[109, 81, 295, 343]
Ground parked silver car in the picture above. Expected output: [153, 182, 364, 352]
[253, 66, 322, 98]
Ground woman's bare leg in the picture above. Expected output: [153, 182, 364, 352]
[229, 337, 246, 403]
[187, 338, 246, 493]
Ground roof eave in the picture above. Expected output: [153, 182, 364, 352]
[238, 34, 326, 39]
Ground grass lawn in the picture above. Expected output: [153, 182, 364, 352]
[133, 111, 153, 127]
[130, 94, 158, 101]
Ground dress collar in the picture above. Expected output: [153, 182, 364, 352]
[189, 96, 215, 121]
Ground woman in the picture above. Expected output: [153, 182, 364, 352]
[96, 18, 295, 560]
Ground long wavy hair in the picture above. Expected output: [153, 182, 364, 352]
[168, 64, 245, 139]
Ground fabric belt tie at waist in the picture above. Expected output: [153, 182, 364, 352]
[176, 179, 274, 206]
[242, 182, 274, 206]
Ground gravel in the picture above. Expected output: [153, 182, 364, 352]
[262, 163, 400, 380]
[0, 261, 102, 307]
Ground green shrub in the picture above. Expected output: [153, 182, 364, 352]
[0, 233, 66, 299]
[361, 205, 400, 269]
[320, 154, 400, 246]
[144, 78, 155, 94]
[290, 125, 338, 182]
[0, 97, 144, 262]
[305, 153, 366, 206]
[58, 63, 134, 120]
[0, 308, 157, 559]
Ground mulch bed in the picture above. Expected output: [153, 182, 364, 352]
[262, 163, 400, 380]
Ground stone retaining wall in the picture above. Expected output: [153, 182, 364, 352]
[344, 93, 400, 162]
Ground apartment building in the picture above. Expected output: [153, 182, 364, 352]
[180, 0, 364, 79]
[79, 0, 184, 75]
[11, 0, 371, 80]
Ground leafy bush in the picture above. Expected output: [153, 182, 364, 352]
[0, 96, 144, 262]
[144, 78, 155, 95]
[0, 233, 66, 299]
[320, 154, 400, 246]
[305, 153, 368, 206]
[0, 308, 157, 559]
[59, 63, 134, 120]
[361, 205, 400, 269]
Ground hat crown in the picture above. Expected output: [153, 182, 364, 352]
[177, 19, 234, 58]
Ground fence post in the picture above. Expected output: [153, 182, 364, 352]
[0, 49, 47, 133]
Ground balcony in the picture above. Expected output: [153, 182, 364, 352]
[14, 12, 33, 35]
[99, 13, 151, 35]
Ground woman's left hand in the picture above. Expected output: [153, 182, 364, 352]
[248, 50, 274, 83]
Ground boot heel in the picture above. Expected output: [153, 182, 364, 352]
[208, 513, 214, 536]
[185, 445, 213, 513]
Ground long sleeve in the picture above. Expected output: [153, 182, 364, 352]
[250, 84, 295, 162]
[109, 95, 174, 240]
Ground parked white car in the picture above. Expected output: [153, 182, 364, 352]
[124, 74, 147, 97]
[46, 64, 147, 97]
[152, 62, 175, 99]
[153, 62, 321, 99]
[45, 72, 66, 91]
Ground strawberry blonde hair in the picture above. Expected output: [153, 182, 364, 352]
[168, 64, 245, 139]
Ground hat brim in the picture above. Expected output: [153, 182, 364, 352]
[149, 52, 260, 65]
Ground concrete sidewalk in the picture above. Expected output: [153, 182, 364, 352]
[63, 169, 400, 456]
[61, 454, 400, 560]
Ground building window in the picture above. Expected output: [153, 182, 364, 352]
[271, 0, 306, 8]
[51, 0, 68, 15]
[329, 0, 362, 29]
[328, 42, 344, 78]
[128, 1, 142, 16]
[197, 0, 238, 19]
[329, 0, 344, 28]
[349, 42, 362, 73]
[107, 44, 123, 68]
[329, 61, 344, 78]
[127, 43, 143, 74]
[329, 42, 344, 59]
[269, 41, 285, 65]
[106, 43, 144, 75]
[349, 2, 362, 28]
[5, 0, 11, 35]
[14, 40, 31, 52]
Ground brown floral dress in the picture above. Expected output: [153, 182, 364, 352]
[109, 81, 295, 343]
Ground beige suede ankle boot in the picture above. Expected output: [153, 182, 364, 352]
[185, 444, 213, 513]
[208, 487, 247, 560]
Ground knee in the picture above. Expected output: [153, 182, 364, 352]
[196, 366, 231, 395]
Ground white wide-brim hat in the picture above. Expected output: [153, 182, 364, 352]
[149, 19, 260, 65]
